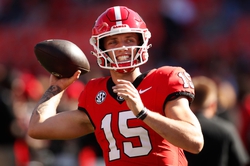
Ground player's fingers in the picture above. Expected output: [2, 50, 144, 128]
[49, 70, 81, 90]
[117, 92, 130, 99]
[72, 70, 81, 80]
[116, 79, 131, 85]
[63, 70, 81, 88]
[49, 74, 59, 85]
[113, 85, 133, 96]
[114, 79, 135, 92]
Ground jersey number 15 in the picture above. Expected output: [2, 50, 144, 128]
[101, 111, 152, 161]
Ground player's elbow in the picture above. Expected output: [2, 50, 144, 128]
[189, 136, 204, 154]
[193, 142, 204, 154]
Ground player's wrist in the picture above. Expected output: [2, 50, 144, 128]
[136, 107, 149, 120]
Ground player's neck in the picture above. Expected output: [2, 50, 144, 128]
[110, 67, 141, 84]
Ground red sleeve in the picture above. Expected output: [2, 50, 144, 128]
[78, 79, 96, 113]
[78, 83, 88, 110]
[156, 66, 195, 104]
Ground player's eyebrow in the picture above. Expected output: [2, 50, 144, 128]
[108, 33, 137, 39]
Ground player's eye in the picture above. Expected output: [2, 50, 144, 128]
[107, 40, 117, 46]
[125, 38, 137, 45]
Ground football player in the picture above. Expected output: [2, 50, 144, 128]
[28, 6, 204, 166]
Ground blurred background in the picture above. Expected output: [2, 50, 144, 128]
[1, 0, 250, 165]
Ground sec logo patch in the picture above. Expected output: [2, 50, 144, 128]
[96, 91, 106, 104]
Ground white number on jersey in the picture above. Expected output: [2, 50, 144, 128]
[101, 111, 152, 161]
[178, 72, 194, 88]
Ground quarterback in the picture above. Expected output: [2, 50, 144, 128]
[28, 6, 204, 166]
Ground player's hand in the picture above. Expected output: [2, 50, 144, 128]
[112, 79, 144, 116]
[49, 70, 81, 90]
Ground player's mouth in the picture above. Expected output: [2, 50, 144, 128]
[116, 55, 130, 62]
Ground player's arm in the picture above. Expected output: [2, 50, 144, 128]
[28, 71, 94, 140]
[143, 96, 204, 154]
[113, 78, 203, 154]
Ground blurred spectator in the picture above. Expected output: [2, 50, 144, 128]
[160, 0, 196, 43]
[10, 70, 52, 166]
[0, 64, 16, 165]
[217, 80, 239, 125]
[159, 0, 197, 67]
[78, 133, 104, 166]
[185, 76, 249, 166]
[0, 99, 16, 166]
[239, 93, 250, 157]
[0, 0, 24, 23]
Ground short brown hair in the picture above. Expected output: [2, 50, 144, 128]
[191, 76, 217, 111]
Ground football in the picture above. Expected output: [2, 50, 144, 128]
[34, 39, 90, 78]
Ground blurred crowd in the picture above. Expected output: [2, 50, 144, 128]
[1, 0, 250, 165]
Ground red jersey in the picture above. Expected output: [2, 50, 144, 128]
[78, 66, 194, 166]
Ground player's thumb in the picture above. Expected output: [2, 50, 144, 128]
[67, 70, 81, 86]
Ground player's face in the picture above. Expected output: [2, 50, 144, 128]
[103, 33, 140, 62]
